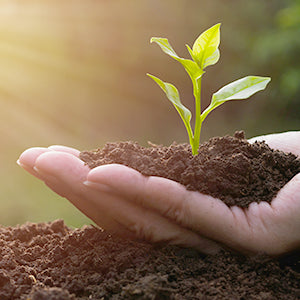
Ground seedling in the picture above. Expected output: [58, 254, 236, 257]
[147, 23, 271, 155]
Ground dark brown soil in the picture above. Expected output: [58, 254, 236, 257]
[80, 131, 300, 207]
[0, 220, 299, 299]
[7, 132, 299, 299]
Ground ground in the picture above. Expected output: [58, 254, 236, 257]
[3, 132, 299, 299]
[0, 220, 299, 299]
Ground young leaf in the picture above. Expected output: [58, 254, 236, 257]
[150, 37, 180, 60]
[192, 23, 221, 69]
[147, 73, 193, 140]
[151, 37, 204, 82]
[201, 76, 271, 121]
[203, 48, 220, 69]
[186, 44, 198, 65]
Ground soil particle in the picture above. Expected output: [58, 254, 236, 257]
[80, 131, 300, 207]
[0, 220, 298, 299]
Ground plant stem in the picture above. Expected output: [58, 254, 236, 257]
[192, 77, 202, 155]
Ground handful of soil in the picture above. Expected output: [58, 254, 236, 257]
[80, 131, 300, 208]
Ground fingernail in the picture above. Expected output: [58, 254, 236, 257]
[16, 159, 31, 171]
[16, 159, 28, 168]
[32, 166, 62, 184]
[33, 166, 41, 173]
[33, 166, 49, 179]
[83, 181, 112, 193]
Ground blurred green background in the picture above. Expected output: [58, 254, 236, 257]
[1, 0, 299, 227]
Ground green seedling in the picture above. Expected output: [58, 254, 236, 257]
[147, 23, 271, 155]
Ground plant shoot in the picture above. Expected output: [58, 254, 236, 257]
[147, 23, 271, 155]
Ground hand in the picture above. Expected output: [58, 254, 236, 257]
[17, 132, 300, 256]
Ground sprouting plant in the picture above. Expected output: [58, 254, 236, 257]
[147, 23, 271, 155]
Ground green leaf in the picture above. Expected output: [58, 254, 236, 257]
[192, 23, 221, 69]
[150, 37, 203, 81]
[201, 76, 271, 121]
[147, 73, 193, 139]
[186, 44, 198, 64]
[181, 59, 204, 82]
[150, 37, 180, 59]
[203, 48, 220, 69]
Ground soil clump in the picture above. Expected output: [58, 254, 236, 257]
[80, 131, 300, 207]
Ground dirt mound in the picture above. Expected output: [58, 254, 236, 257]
[0, 220, 299, 299]
[80, 131, 300, 207]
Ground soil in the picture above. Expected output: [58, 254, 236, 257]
[80, 131, 300, 208]
[4, 132, 299, 299]
[0, 220, 299, 299]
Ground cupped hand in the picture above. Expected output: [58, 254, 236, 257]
[17, 132, 300, 256]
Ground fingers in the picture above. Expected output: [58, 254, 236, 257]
[36, 154, 222, 254]
[18, 145, 80, 178]
[249, 131, 300, 156]
[85, 164, 238, 248]
[33, 151, 90, 197]
[19, 148, 222, 254]
[18, 147, 52, 178]
[86, 164, 300, 254]
[88, 188, 222, 254]
[26, 151, 134, 237]
[83, 163, 222, 253]
[18, 147, 125, 234]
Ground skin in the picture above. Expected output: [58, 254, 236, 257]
[17, 132, 300, 256]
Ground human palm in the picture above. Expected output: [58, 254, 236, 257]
[18, 132, 300, 255]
